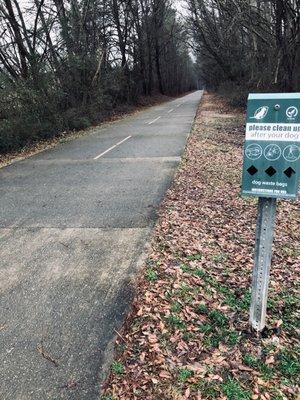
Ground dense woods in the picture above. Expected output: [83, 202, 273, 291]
[187, 0, 300, 105]
[1, 0, 299, 154]
[0, 0, 196, 153]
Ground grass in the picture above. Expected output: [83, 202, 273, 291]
[194, 268, 206, 278]
[221, 378, 251, 400]
[145, 268, 158, 281]
[182, 332, 194, 342]
[196, 376, 251, 399]
[111, 361, 125, 375]
[191, 266, 252, 313]
[196, 380, 219, 398]
[177, 368, 193, 382]
[196, 302, 208, 314]
[226, 330, 239, 346]
[198, 323, 213, 334]
[203, 333, 223, 349]
[278, 349, 300, 380]
[166, 314, 186, 330]
[208, 310, 228, 327]
[186, 253, 203, 261]
[170, 301, 183, 313]
[243, 353, 257, 368]
[211, 253, 228, 263]
[176, 283, 194, 303]
[280, 244, 300, 258]
[174, 255, 298, 382]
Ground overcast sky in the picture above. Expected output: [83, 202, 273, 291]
[18, 0, 186, 11]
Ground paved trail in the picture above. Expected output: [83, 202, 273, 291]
[0, 91, 203, 399]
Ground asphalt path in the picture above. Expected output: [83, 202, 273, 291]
[0, 90, 203, 399]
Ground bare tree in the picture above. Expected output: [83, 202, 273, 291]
[187, 0, 300, 96]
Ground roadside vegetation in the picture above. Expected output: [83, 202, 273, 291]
[101, 94, 300, 399]
[0, 0, 196, 155]
[1, 1, 299, 155]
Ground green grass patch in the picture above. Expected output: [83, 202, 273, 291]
[278, 349, 300, 380]
[145, 268, 158, 281]
[180, 264, 193, 273]
[226, 330, 239, 346]
[198, 323, 213, 334]
[203, 333, 223, 349]
[243, 353, 257, 368]
[196, 379, 220, 398]
[187, 253, 203, 261]
[238, 291, 251, 311]
[211, 253, 228, 263]
[259, 363, 274, 380]
[177, 368, 193, 382]
[243, 353, 274, 380]
[194, 268, 206, 278]
[221, 378, 251, 399]
[182, 332, 194, 342]
[208, 310, 228, 327]
[266, 289, 299, 331]
[176, 283, 194, 303]
[111, 361, 125, 375]
[280, 244, 300, 258]
[196, 302, 208, 314]
[191, 267, 251, 313]
[166, 314, 186, 330]
[171, 301, 183, 313]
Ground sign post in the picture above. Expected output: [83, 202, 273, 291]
[242, 93, 300, 332]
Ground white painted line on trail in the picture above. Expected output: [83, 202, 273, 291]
[148, 116, 161, 125]
[168, 109, 174, 113]
[94, 136, 132, 160]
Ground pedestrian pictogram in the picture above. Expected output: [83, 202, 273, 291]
[283, 145, 300, 162]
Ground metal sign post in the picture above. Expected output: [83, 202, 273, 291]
[250, 197, 277, 331]
[241, 93, 300, 332]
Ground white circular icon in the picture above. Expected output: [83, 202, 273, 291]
[264, 144, 281, 161]
[245, 144, 263, 160]
[283, 145, 300, 162]
[286, 106, 298, 119]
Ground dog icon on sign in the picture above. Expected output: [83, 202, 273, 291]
[251, 106, 269, 120]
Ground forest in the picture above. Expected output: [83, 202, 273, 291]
[0, 0, 299, 153]
[0, 0, 197, 153]
[187, 0, 300, 105]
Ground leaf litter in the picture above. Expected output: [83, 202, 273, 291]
[102, 93, 300, 400]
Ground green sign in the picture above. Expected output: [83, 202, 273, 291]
[242, 93, 300, 199]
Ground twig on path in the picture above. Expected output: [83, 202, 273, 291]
[37, 343, 59, 367]
[114, 329, 126, 343]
